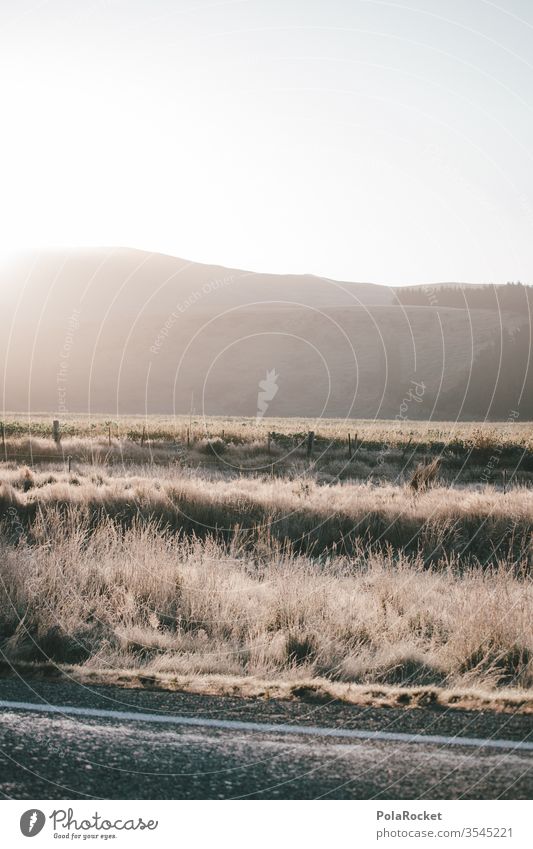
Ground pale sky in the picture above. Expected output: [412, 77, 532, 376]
[1, 0, 533, 284]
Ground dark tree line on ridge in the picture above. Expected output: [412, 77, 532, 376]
[394, 281, 531, 312]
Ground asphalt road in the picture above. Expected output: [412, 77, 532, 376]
[0, 677, 531, 799]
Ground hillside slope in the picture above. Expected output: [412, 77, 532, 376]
[0, 248, 527, 419]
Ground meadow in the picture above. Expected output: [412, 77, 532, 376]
[0, 416, 531, 707]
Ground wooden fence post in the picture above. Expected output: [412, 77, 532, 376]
[502, 469, 507, 494]
[307, 431, 315, 458]
[141, 425, 146, 447]
[348, 433, 352, 459]
[268, 432, 272, 455]
[187, 426, 190, 448]
[53, 419, 61, 444]
[68, 456, 72, 473]
[1, 422, 6, 461]
[401, 436, 413, 460]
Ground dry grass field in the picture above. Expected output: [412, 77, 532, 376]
[0, 416, 532, 705]
[3, 412, 532, 446]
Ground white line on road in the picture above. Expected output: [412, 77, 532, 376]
[0, 699, 531, 753]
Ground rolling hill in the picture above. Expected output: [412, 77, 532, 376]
[0, 248, 529, 420]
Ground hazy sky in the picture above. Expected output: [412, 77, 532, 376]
[1, 0, 533, 284]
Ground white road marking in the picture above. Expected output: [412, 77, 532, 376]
[0, 699, 531, 753]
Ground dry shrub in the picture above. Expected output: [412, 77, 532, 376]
[468, 428, 498, 453]
[409, 458, 440, 492]
[196, 437, 226, 456]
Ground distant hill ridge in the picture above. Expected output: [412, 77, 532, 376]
[0, 248, 530, 420]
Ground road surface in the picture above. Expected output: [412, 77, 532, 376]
[0, 677, 531, 799]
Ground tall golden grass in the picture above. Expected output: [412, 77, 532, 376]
[0, 417, 531, 696]
[1, 507, 531, 691]
[0, 464, 531, 563]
